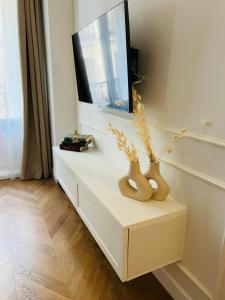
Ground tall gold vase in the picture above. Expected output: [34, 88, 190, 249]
[145, 161, 170, 201]
[119, 162, 153, 202]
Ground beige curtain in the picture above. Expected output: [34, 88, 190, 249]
[18, 0, 52, 180]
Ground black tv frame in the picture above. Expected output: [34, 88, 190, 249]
[123, 0, 133, 112]
[72, 0, 135, 113]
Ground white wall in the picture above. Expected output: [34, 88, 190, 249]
[74, 0, 225, 299]
[43, 0, 78, 146]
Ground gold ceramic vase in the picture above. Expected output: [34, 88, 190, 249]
[145, 161, 170, 201]
[119, 161, 153, 202]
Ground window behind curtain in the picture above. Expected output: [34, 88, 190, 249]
[0, 16, 7, 118]
[0, 0, 23, 179]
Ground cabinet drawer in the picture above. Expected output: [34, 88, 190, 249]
[54, 153, 78, 207]
[127, 215, 186, 280]
[77, 180, 127, 280]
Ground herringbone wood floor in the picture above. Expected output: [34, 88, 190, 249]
[0, 179, 172, 300]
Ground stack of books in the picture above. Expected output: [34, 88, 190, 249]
[60, 132, 93, 152]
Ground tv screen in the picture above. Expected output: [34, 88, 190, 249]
[72, 1, 133, 112]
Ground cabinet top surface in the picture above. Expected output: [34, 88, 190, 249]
[53, 147, 186, 228]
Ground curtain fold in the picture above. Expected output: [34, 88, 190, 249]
[18, 0, 52, 180]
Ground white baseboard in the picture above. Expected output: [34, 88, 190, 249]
[154, 268, 191, 300]
[154, 264, 212, 300]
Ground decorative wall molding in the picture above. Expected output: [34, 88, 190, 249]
[157, 126, 225, 149]
[80, 121, 225, 192]
[79, 104, 225, 149]
[161, 157, 225, 191]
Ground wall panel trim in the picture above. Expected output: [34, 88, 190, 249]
[79, 104, 225, 148]
[150, 125, 225, 149]
[80, 121, 225, 192]
[161, 157, 225, 191]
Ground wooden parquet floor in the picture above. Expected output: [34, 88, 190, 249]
[0, 179, 173, 300]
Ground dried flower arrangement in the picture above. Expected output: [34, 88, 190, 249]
[108, 122, 139, 163]
[131, 87, 187, 163]
[131, 88, 155, 162]
[108, 121, 153, 202]
[156, 128, 187, 162]
[108, 87, 187, 201]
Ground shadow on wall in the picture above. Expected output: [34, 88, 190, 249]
[128, 0, 176, 120]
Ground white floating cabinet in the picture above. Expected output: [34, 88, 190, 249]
[53, 147, 187, 282]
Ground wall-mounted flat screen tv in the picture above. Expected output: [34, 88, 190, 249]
[72, 0, 134, 113]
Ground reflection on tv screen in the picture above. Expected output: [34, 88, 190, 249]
[72, 2, 130, 112]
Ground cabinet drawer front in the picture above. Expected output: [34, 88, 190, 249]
[127, 215, 186, 280]
[78, 181, 127, 280]
[54, 154, 78, 207]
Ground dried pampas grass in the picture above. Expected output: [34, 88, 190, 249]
[131, 88, 187, 162]
[131, 88, 156, 162]
[108, 122, 139, 163]
[107, 87, 187, 164]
